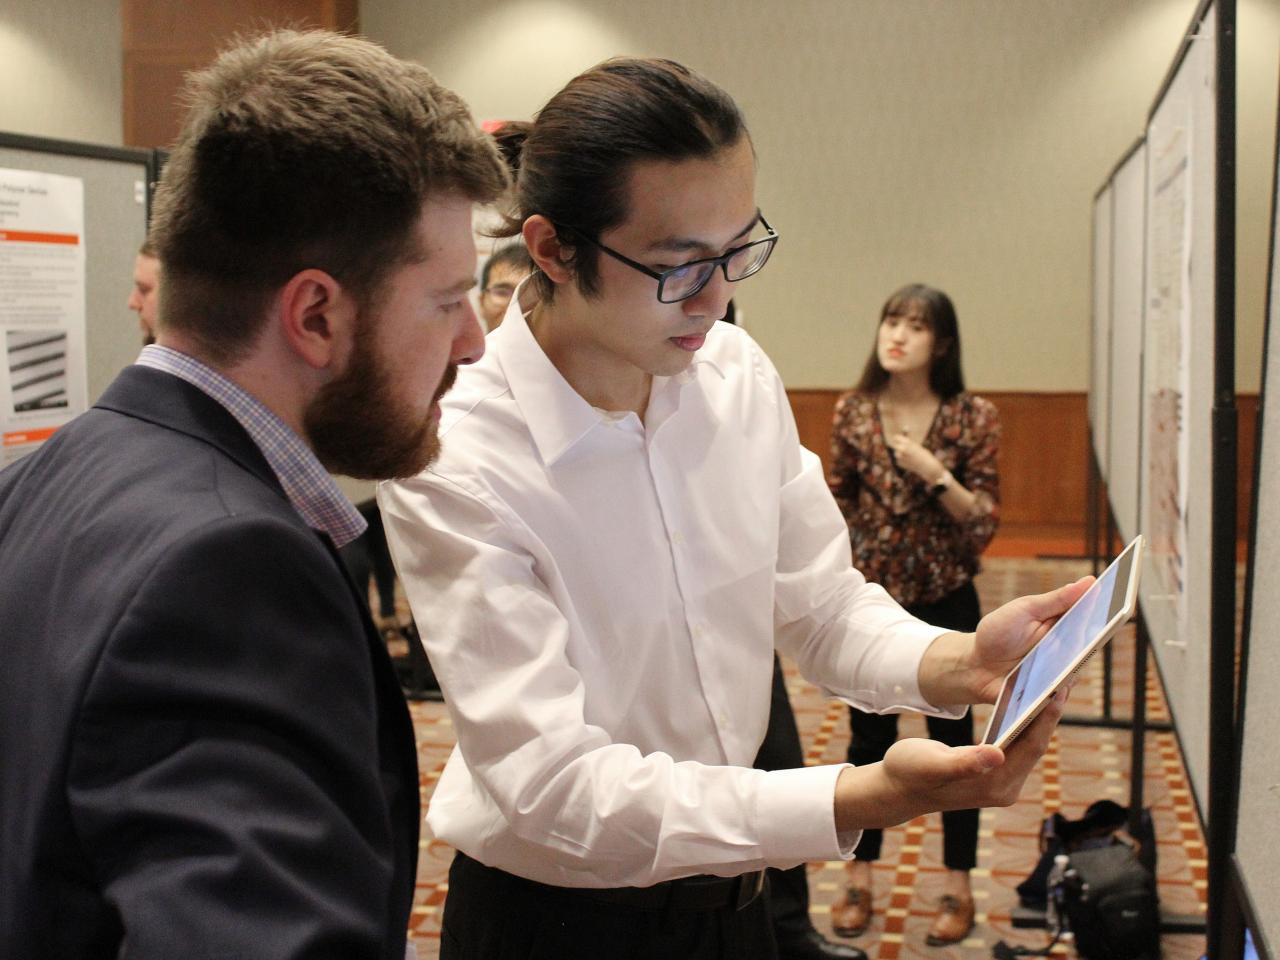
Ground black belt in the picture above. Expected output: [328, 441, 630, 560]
[465, 853, 766, 913]
[572, 869, 766, 912]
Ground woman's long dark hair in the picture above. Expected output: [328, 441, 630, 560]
[856, 283, 965, 398]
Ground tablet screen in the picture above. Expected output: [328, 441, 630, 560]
[985, 540, 1139, 746]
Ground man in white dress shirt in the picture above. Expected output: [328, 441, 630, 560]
[380, 58, 1087, 960]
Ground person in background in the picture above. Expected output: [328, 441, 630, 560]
[724, 294, 860, 959]
[380, 58, 1079, 960]
[754, 655, 864, 960]
[478, 242, 534, 331]
[828, 283, 1000, 946]
[341, 497, 403, 633]
[0, 29, 507, 959]
[127, 239, 160, 345]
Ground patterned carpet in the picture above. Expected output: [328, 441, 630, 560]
[399, 556, 1208, 959]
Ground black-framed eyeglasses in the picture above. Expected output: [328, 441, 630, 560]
[562, 213, 778, 304]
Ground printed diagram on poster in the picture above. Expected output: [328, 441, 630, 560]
[1145, 118, 1193, 646]
[0, 167, 87, 465]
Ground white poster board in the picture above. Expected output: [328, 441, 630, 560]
[0, 136, 153, 462]
[0, 167, 87, 464]
[1091, 186, 1113, 478]
[1236, 74, 1280, 960]
[1138, 8, 1217, 816]
[1108, 144, 1146, 543]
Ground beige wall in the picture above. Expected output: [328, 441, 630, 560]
[363, 0, 1278, 392]
[1238, 0, 1280, 394]
[0, 1, 1270, 390]
[0, 0, 122, 146]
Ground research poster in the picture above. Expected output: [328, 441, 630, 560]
[0, 167, 88, 465]
[1144, 120, 1193, 644]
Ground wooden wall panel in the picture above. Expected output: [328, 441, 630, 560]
[122, 0, 359, 148]
[787, 389, 1259, 550]
[986, 391, 1088, 530]
[787, 389, 843, 473]
[1238, 394, 1258, 541]
[122, 54, 196, 151]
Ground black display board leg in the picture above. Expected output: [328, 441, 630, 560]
[1129, 614, 1150, 835]
[1086, 436, 1101, 577]
[1127, 614, 1206, 937]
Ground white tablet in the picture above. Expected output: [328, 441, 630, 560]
[981, 535, 1144, 751]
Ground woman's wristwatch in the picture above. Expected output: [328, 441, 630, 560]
[929, 470, 954, 497]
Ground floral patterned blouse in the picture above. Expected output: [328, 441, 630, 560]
[829, 390, 1001, 609]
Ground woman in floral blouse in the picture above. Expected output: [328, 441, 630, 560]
[828, 284, 1000, 948]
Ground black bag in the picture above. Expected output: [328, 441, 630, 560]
[1017, 800, 1156, 909]
[1010, 800, 1160, 960]
[1060, 841, 1160, 960]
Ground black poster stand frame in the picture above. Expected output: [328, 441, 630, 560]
[1074, 0, 1236, 949]
[0, 130, 161, 221]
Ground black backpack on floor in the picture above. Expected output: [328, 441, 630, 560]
[1059, 840, 1161, 960]
[1014, 800, 1160, 960]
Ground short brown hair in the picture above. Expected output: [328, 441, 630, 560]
[149, 30, 508, 365]
[495, 58, 747, 302]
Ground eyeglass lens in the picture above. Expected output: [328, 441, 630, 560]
[660, 238, 775, 303]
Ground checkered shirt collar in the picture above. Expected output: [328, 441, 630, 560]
[135, 345, 366, 548]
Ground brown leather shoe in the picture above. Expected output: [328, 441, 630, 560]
[925, 894, 975, 946]
[831, 886, 872, 938]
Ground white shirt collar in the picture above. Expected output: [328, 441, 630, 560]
[490, 281, 725, 466]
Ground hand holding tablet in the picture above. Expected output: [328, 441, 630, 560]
[833, 538, 1142, 838]
[981, 535, 1144, 750]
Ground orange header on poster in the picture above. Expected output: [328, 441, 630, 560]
[3, 426, 58, 447]
[0, 230, 80, 245]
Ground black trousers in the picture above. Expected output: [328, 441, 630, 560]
[752, 654, 818, 948]
[844, 581, 982, 871]
[440, 852, 777, 960]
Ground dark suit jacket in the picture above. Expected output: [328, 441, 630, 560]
[0, 365, 420, 959]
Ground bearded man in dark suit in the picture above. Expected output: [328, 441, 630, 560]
[0, 30, 507, 959]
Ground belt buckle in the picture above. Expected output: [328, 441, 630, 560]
[734, 869, 765, 911]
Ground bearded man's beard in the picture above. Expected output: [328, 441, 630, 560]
[306, 321, 457, 480]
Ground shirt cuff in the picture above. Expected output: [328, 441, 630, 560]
[900, 621, 969, 718]
[756, 763, 860, 864]
[835, 620, 967, 720]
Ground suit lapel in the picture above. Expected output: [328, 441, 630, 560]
[94, 365, 282, 496]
